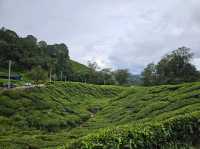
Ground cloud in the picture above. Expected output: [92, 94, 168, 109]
[1, 0, 200, 74]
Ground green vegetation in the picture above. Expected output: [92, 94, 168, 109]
[0, 27, 132, 86]
[1, 27, 200, 149]
[0, 27, 75, 82]
[70, 60, 90, 73]
[142, 47, 200, 86]
[28, 66, 48, 84]
[69, 82, 200, 148]
[0, 82, 125, 148]
[1, 82, 200, 148]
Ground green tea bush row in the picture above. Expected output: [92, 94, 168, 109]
[69, 112, 200, 149]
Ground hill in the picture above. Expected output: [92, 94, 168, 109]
[0, 27, 131, 85]
[0, 82, 200, 148]
[0, 27, 90, 83]
[70, 82, 200, 148]
[0, 82, 125, 148]
[70, 60, 90, 73]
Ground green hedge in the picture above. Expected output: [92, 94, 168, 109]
[69, 112, 200, 149]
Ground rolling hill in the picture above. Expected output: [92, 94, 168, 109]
[0, 82, 125, 148]
[70, 60, 90, 73]
[0, 82, 200, 148]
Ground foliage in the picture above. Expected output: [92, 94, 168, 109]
[28, 66, 48, 83]
[113, 69, 130, 85]
[1, 28, 200, 149]
[99, 68, 116, 85]
[1, 82, 200, 148]
[0, 82, 125, 148]
[0, 27, 72, 80]
[70, 113, 200, 149]
[142, 47, 200, 86]
[0, 27, 132, 85]
[68, 82, 200, 148]
[71, 60, 130, 85]
[141, 63, 157, 86]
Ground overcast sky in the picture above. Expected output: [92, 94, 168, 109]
[1, 0, 200, 74]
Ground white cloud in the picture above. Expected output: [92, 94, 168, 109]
[1, 0, 200, 74]
[192, 58, 200, 70]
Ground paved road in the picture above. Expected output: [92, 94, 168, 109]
[1, 84, 45, 90]
[15, 84, 45, 89]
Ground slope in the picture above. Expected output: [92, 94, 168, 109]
[1, 82, 200, 148]
[69, 82, 200, 149]
[0, 82, 125, 148]
[70, 60, 90, 73]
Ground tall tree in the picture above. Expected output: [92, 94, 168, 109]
[100, 68, 116, 85]
[28, 66, 48, 84]
[113, 69, 130, 85]
[142, 47, 200, 86]
[141, 63, 157, 86]
[157, 47, 199, 84]
[87, 61, 99, 83]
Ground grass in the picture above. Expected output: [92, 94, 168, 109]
[70, 60, 90, 73]
[0, 82, 200, 148]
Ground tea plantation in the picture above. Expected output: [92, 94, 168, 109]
[0, 82, 200, 148]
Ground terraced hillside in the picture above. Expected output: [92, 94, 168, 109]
[0, 82, 125, 148]
[70, 83, 200, 149]
[0, 82, 200, 148]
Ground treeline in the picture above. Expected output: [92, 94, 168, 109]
[0, 27, 71, 76]
[1, 27, 198, 86]
[141, 47, 200, 86]
[82, 61, 131, 85]
[0, 27, 133, 85]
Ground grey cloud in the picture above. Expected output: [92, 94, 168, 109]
[1, 0, 200, 74]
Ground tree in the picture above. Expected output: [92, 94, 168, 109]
[38, 40, 47, 48]
[141, 47, 200, 86]
[127, 74, 143, 85]
[156, 47, 199, 84]
[87, 61, 99, 83]
[113, 69, 130, 85]
[87, 61, 99, 71]
[55, 51, 72, 80]
[100, 68, 116, 85]
[141, 63, 157, 86]
[0, 27, 19, 44]
[25, 35, 37, 45]
[28, 66, 48, 84]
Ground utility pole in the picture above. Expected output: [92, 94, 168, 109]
[8, 60, 12, 88]
[49, 67, 52, 82]
[60, 71, 63, 81]
[65, 76, 67, 83]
